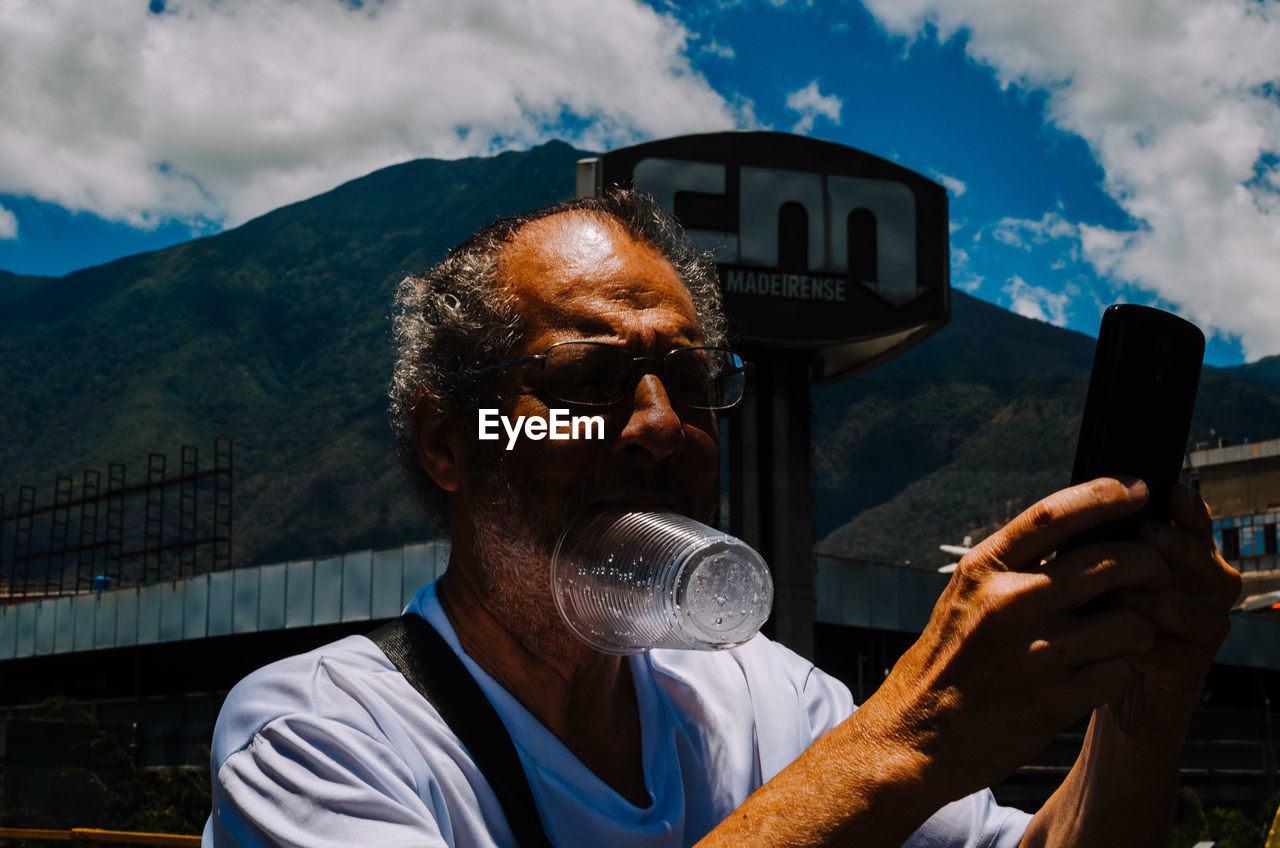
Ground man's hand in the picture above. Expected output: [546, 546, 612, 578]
[851, 478, 1174, 802]
[700, 478, 1238, 847]
[1018, 481, 1240, 848]
[1101, 483, 1241, 742]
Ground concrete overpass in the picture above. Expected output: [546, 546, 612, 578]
[1, 541, 448, 660]
[3, 546, 1280, 808]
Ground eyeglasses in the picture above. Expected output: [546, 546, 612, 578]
[474, 341, 748, 410]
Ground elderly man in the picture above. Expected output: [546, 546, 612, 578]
[204, 189, 1239, 847]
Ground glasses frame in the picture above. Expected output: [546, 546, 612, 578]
[473, 341, 749, 411]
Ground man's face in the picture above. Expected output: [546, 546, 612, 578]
[456, 211, 721, 643]
[471, 210, 719, 521]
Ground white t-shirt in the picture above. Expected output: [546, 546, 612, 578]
[203, 581, 1031, 847]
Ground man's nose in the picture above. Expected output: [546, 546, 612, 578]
[614, 373, 685, 461]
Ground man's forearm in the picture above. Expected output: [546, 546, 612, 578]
[695, 699, 956, 848]
[1020, 708, 1184, 848]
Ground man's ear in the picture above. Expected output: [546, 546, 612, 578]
[411, 391, 464, 493]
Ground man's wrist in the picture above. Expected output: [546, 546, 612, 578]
[1053, 707, 1187, 805]
[832, 693, 969, 820]
[1090, 704, 1189, 775]
[698, 706, 952, 848]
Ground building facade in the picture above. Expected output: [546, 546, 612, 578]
[1186, 437, 1280, 576]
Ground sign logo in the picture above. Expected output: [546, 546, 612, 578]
[633, 159, 918, 306]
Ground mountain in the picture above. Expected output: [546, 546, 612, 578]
[3, 140, 1280, 577]
[1219, 354, 1280, 396]
[813, 296, 1280, 566]
[0, 141, 586, 569]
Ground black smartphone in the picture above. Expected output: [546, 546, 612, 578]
[1062, 304, 1205, 551]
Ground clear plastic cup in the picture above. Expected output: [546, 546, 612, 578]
[550, 506, 774, 654]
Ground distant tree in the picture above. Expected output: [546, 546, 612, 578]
[1168, 785, 1280, 848]
[1170, 786, 1207, 848]
[1203, 803, 1262, 848]
[0, 698, 208, 836]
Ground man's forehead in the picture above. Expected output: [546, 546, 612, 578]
[498, 210, 700, 338]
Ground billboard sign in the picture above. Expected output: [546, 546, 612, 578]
[577, 132, 950, 380]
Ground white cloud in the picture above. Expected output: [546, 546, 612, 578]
[1003, 275, 1074, 326]
[785, 80, 843, 135]
[862, 0, 1280, 359]
[950, 242, 983, 283]
[0, 204, 16, 240]
[701, 39, 736, 59]
[0, 0, 744, 229]
[951, 243, 983, 291]
[992, 211, 1079, 250]
[933, 171, 967, 197]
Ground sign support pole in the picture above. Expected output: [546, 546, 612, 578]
[771, 352, 816, 658]
[731, 349, 814, 658]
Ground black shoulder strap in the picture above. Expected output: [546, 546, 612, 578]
[369, 613, 554, 848]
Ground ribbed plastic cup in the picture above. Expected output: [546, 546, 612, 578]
[550, 506, 774, 654]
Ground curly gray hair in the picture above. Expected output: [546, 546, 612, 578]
[389, 188, 727, 513]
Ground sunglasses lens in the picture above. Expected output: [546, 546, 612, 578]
[541, 344, 745, 409]
[666, 349, 745, 409]
[664, 350, 713, 408]
[543, 344, 632, 405]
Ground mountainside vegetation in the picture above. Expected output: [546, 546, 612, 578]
[4, 141, 1280, 575]
[1, 142, 585, 568]
[813, 293, 1280, 566]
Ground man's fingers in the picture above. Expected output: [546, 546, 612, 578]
[1040, 542, 1170, 610]
[1167, 482, 1213, 538]
[1124, 635, 1221, 694]
[1139, 521, 1242, 610]
[1030, 609, 1154, 668]
[1067, 656, 1136, 707]
[1110, 586, 1232, 646]
[969, 478, 1148, 573]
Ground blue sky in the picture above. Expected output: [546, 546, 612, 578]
[2, 0, 1278, 366]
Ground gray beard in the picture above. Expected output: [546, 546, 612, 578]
[465, 463, 585, 660]
[464, 451, 704, 658]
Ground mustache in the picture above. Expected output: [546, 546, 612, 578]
[561, 467, 698, 521]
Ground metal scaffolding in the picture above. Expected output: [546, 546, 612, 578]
[0, 438, 233, 601]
